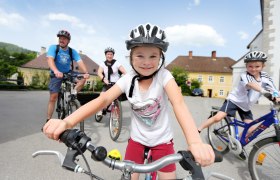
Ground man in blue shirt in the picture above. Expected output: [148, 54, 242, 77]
[46, 30, 89, 121]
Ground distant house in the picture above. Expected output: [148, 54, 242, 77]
[166, 51, 236, 98]
[18, 47, 99, 89]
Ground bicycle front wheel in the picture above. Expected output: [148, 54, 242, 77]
[66, 99, 84, 132]
[208, 115, 231, 154]
[56, 92, 65, 119]
[248, 136, 280, 180]
[109, 100, 122, 141]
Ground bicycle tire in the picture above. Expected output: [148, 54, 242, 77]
[66, 99, 84, 132]
[248, 136, 280, 180]
[56, 92, 65, 119]
[109, 99, 122, 141]
[207, 113, 231, 154]
[95, 111, 103, 122]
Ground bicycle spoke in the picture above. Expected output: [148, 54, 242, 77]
[208, 118, 230, 154]
[109, 100, 122, 141]
[249, 137, 280, 180]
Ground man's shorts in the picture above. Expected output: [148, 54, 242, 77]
[48, 77, 63, 93]
[220, 100, 253, 120]
[124, 138, 176, 172]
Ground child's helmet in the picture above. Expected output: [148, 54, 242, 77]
[57, 30, 71, 40]
[125, 23, 169, 52]
[104, 47, 115, 55]
[244, 51, 267, 63]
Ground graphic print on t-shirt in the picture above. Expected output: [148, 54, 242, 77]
[59, 53, 69, 65]
[131, 96, 162, 127]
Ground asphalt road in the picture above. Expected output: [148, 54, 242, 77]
[0, 91, 274, 180]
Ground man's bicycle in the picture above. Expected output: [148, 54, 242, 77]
[56, 72, 85, 132]
[32, 129, 232, 180]
[95, 83, 123, 141]
[207, 94, 280, 180]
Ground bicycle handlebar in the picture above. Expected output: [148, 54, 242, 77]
[50, 72, 85, 81]
[33, 129, 223, 180]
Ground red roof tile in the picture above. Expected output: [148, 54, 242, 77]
[166, 55, 236, 73]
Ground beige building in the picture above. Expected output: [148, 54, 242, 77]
[166, 51, 236, 98]
[18, 47, 99, 89]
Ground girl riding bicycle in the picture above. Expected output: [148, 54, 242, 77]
[198, 50, 280, 160]
[43, 23, 215, 180]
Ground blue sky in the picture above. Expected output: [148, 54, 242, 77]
[0, 0, 262, 70]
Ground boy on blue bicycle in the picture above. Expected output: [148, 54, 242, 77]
[198, 51, 280, 160]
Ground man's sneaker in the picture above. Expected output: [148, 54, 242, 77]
[237, 151, 246, 161]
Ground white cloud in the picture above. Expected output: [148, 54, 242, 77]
[194, 0, 200, 6]
[45, 13, 95, 34]
[165, 24, 225, 47]
[0, 9, 25, 28]
[238, 31, 249, 40]
[187, 0, 200, 10]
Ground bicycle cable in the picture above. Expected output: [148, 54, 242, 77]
[73, 144, 103, 180]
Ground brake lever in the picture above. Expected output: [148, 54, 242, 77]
[178, 151, 205, 180]
[62, 147, 84, 173]
[32, 150, 65, 166]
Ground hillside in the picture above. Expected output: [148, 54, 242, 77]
[0, 42, 36, 54]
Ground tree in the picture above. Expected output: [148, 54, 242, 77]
[170, 67, 189, 95]
[0, 61, 17, 78]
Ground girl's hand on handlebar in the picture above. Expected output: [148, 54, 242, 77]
[188, 143, 215, 167]
[43, 119, 68, 141]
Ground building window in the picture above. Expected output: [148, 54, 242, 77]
[220, 76, 225, 83]
[219, 89, 224, 96]
[198, 75, 203, 82]
[208, 76, 213, 83]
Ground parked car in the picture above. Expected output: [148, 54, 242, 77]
[191, 88, 204, 97]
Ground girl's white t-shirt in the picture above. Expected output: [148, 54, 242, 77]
[100, 60, 122, 83]
[116, 68, 174, 147]
[228, 71, 277, 111]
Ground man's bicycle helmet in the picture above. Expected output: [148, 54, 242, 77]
[244, 51, 267, 63]
[104, 47, 115, 55]
[57, 30, 71, 40]
[125, 23, 169, 52]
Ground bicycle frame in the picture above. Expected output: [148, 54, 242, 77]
[56, 73, 84, 131]
[215, 105, 279, 147]
[57, 75, 76, 117]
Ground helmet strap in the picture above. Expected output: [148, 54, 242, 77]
[128, 53, 165, 98]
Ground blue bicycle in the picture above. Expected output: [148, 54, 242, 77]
[207, 96, 280, 180]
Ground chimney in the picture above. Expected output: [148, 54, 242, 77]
[189, 51, 193, 59]
[40, 47, 46, 55]
[211, 51, 216, 60]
